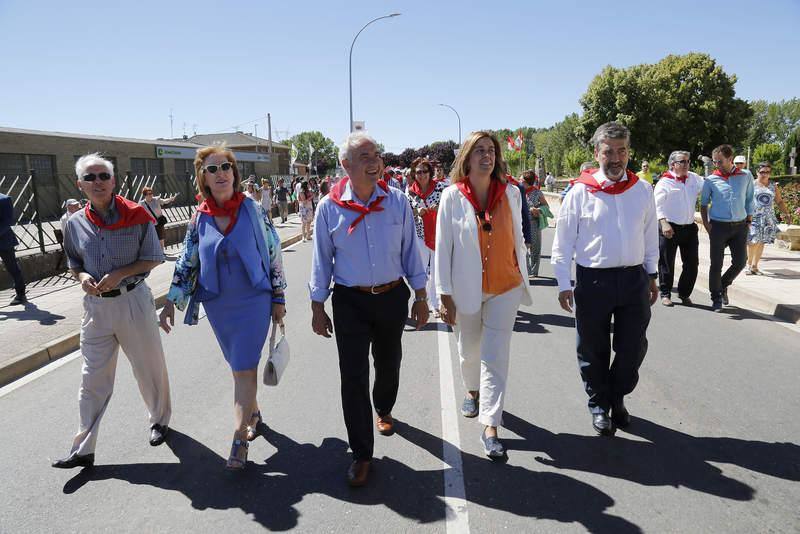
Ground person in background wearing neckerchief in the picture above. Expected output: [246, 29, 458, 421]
[160, 146, 286, 471]
[407, 156, 447, 317]
[309, 131, 428, 487]
[436, 131, 533, 459]
[551, 122, 659, 437]
[700, 144, 755, 312]
[654, 150, 704, 307]
[53, 153, 172, 469]
[522, 169, 551, 278]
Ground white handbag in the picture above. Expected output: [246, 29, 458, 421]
[263, 322, 290, 386]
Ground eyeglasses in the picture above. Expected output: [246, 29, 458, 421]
[712, 160, 724, 165]
[757, 170, 771, 175]
[203, 162, 233, 174]
[82, 172, 112, 182]
[673, 160, 689, 165]
[477, 211, 492, 232]
[415, 169, 430, 175]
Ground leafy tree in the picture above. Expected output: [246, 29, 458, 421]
[284, 131, 338, 175]
[580, 53, 752, 161]
[752, 143, 786, 174]
[382, 152, 401, 167]
[745, 99, 800, 149]
[562, 146, 593, 177]
[533, 113, 585, 176]
[782, 128, 799, 174]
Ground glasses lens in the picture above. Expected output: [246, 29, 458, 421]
[82, 173, 96, 181]
[675, 160, 688, 165]
[205, 165, 218, 173]
[98, 173, 111, 181]
[220, 162, 232, 171]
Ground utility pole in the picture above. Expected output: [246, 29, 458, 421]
[267, 113, 273, 154]
[169, 108, 174, 138]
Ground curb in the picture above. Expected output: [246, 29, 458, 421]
[0, 232, 304, 388]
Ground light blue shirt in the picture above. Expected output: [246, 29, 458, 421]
[700, 169, 754, 222]
[309, 180, 426, 302]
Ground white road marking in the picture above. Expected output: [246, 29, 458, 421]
[437, 323, 471, 534]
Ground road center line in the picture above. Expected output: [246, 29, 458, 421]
[437, 323, 471, 534]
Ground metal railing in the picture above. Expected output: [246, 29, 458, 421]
[1, 171, 199, 254]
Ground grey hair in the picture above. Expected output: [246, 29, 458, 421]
[590, 121, 630, 149]
[339, 131, 380, 164]
[579, 161, 595, 172]
[75, 152, 114, 179]
[668, 150, 690, 167]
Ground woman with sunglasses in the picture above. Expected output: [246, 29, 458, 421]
[747, 162, 791, 275]
[407, 157, 446, 315]
[159, 146, 287, 471]
[435, 131, 532, 459]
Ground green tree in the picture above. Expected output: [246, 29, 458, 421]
[579, 53, 752, 160]
[562, 146, 593, 177]
[533, 113, 585, 176]
[752, 143, 786, 174]
[284, 131, 338, 175]
[745, 99, 800, 149]
[783, 127, 799, 174]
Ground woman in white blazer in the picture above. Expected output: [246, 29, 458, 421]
[435, 131, 532, 458]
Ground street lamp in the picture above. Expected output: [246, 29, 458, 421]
[438, 103, 462, 146]
[349, 13, 401, 132]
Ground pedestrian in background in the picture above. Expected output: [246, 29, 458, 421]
[0, 191, 26, 305]
[407, 157, 446, 316]
[160, 146, 286, 471]
[551, 122, 658, 436]
[436, 131, 532, 458]
[545, 172, 556, 192]
[298, 181, 314, 241]
[139, 186, 179, 251]
[53, 153, 171, 469]
[747, 162, 791, 275]
[654, 151, 704, 306]
[275, 181, 290, 223]
[637, 160, 653, 185]
[56, 198, 82, 245]
[309, 131, 428, 487]
[522, 169, 551, 278]
[700, 144, 755, 311]
[260, 178, 273, 222]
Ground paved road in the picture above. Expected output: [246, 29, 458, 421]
[1, 229, 798, 533]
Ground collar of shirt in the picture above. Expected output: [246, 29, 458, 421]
[339, 180, 388, 206]
[593, 169, 628, 186]
[89, 197, 119, 224]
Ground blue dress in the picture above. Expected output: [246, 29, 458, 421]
[196, 208, 272, 371]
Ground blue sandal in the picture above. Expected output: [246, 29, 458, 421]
[226, 439, 249, 470]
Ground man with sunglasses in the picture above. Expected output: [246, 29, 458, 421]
[700, 144, 755, 312]
[654, 151, 704, 307]
[0, 191, 26, 305]
[53, 153, 172, 469]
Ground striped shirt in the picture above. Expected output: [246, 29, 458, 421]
[64, 201, 164, 287]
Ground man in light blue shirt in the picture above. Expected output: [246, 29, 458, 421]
[309, 131, 428, 487]
[700, 144, 754, 311]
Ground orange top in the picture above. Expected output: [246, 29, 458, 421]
[477, 194, 521, 295]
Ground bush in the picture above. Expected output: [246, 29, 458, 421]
[752, 143, 786, 174]
[779, 182, 800, 225]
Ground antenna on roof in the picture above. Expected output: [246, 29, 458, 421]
[169, 108, 174, 138]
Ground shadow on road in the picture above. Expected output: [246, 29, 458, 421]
[0, 302, 65, 325]
[513, 310, 575, 334]
[501, 412, 800, 500]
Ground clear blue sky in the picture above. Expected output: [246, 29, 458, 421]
[2, 0, 798, 153]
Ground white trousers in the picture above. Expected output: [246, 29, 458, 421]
[455, 285, 522, 427]
[416, 236, 439, 310]
[71, 282, 172, 455]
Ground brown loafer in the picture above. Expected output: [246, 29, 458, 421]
[347, 459, 371, 487]
[376, 414, 394, 436]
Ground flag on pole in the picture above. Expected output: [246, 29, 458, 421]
[507, 136, 516, 151]
[290, 143, 298, 173]
[515, 131, 523, 151]
[308, 143, 315, 172]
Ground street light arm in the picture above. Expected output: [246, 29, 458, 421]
[438, 103, 462, 146]
[349, 13, 401, 132]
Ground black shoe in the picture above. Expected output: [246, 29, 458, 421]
[592, 412, 615, 436]
[721, 287, 729, 305]
[611, 400, 631, 428]
[711, 301, 723, 312]
[9, 295, 27, 306]
[679, 296, 693, 306]
[149, 424, 168, 446]
[52, 452, 94, 469]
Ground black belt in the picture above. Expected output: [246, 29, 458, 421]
[577, 264, 642, 273]
[100, 280, 142, 298]
[667, 222, 697, 227]
[711, 219, 747, 225]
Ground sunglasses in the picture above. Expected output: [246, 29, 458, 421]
[203, 162, 233, 174]
[673, 160, 689, 165]
[477, 211, 492, 232]
[415, 169, 430, 175]
[82, 172, 112, 181]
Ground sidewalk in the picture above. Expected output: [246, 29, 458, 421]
[0, 214, 303, 386]
[542, 192, 800, 324]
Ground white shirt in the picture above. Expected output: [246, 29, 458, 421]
[654, 171, 703, 225]
[551, 169, 659, 292]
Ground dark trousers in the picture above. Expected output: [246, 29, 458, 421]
[574, 265, 651, 414]
[0, 247, 25, 298]
[332, 282, 410, 461]
[658, 222, 699, 298]
[708, 220, 748, 302]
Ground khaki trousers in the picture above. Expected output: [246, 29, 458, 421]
[71, 282, 171, 456]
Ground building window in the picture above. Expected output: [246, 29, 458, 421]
[174, 159, 195, 176]
[130, 158, 163, 177]
[0, 153, 27, 177]
[238, 161, 255, 178]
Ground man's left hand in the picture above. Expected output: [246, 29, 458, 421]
[648, 279, 659, 306]
[95, 270, 125, 293]
[411, 301, 429, 330]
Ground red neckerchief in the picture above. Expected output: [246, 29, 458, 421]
[712, 168, 744, 181]
[409, 180, 438, 250]
[85, 195, 155, 230]
[574, 169, 639, 195]
[197, 191, 246, 235]
[456, 177, 507, 228]
[328, 177, 390, 234]
[661, 170, 687, 184]
[505, 174, 520, 186]
[524, 181, 540, 194]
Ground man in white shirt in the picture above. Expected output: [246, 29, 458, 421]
[654, 151, 703, 307]
[545, 173, 556, 192]
[551, 122, 659, 436]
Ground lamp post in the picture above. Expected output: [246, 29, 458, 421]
[349, 13, 401, 132]
[437, 103, 462, 147]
